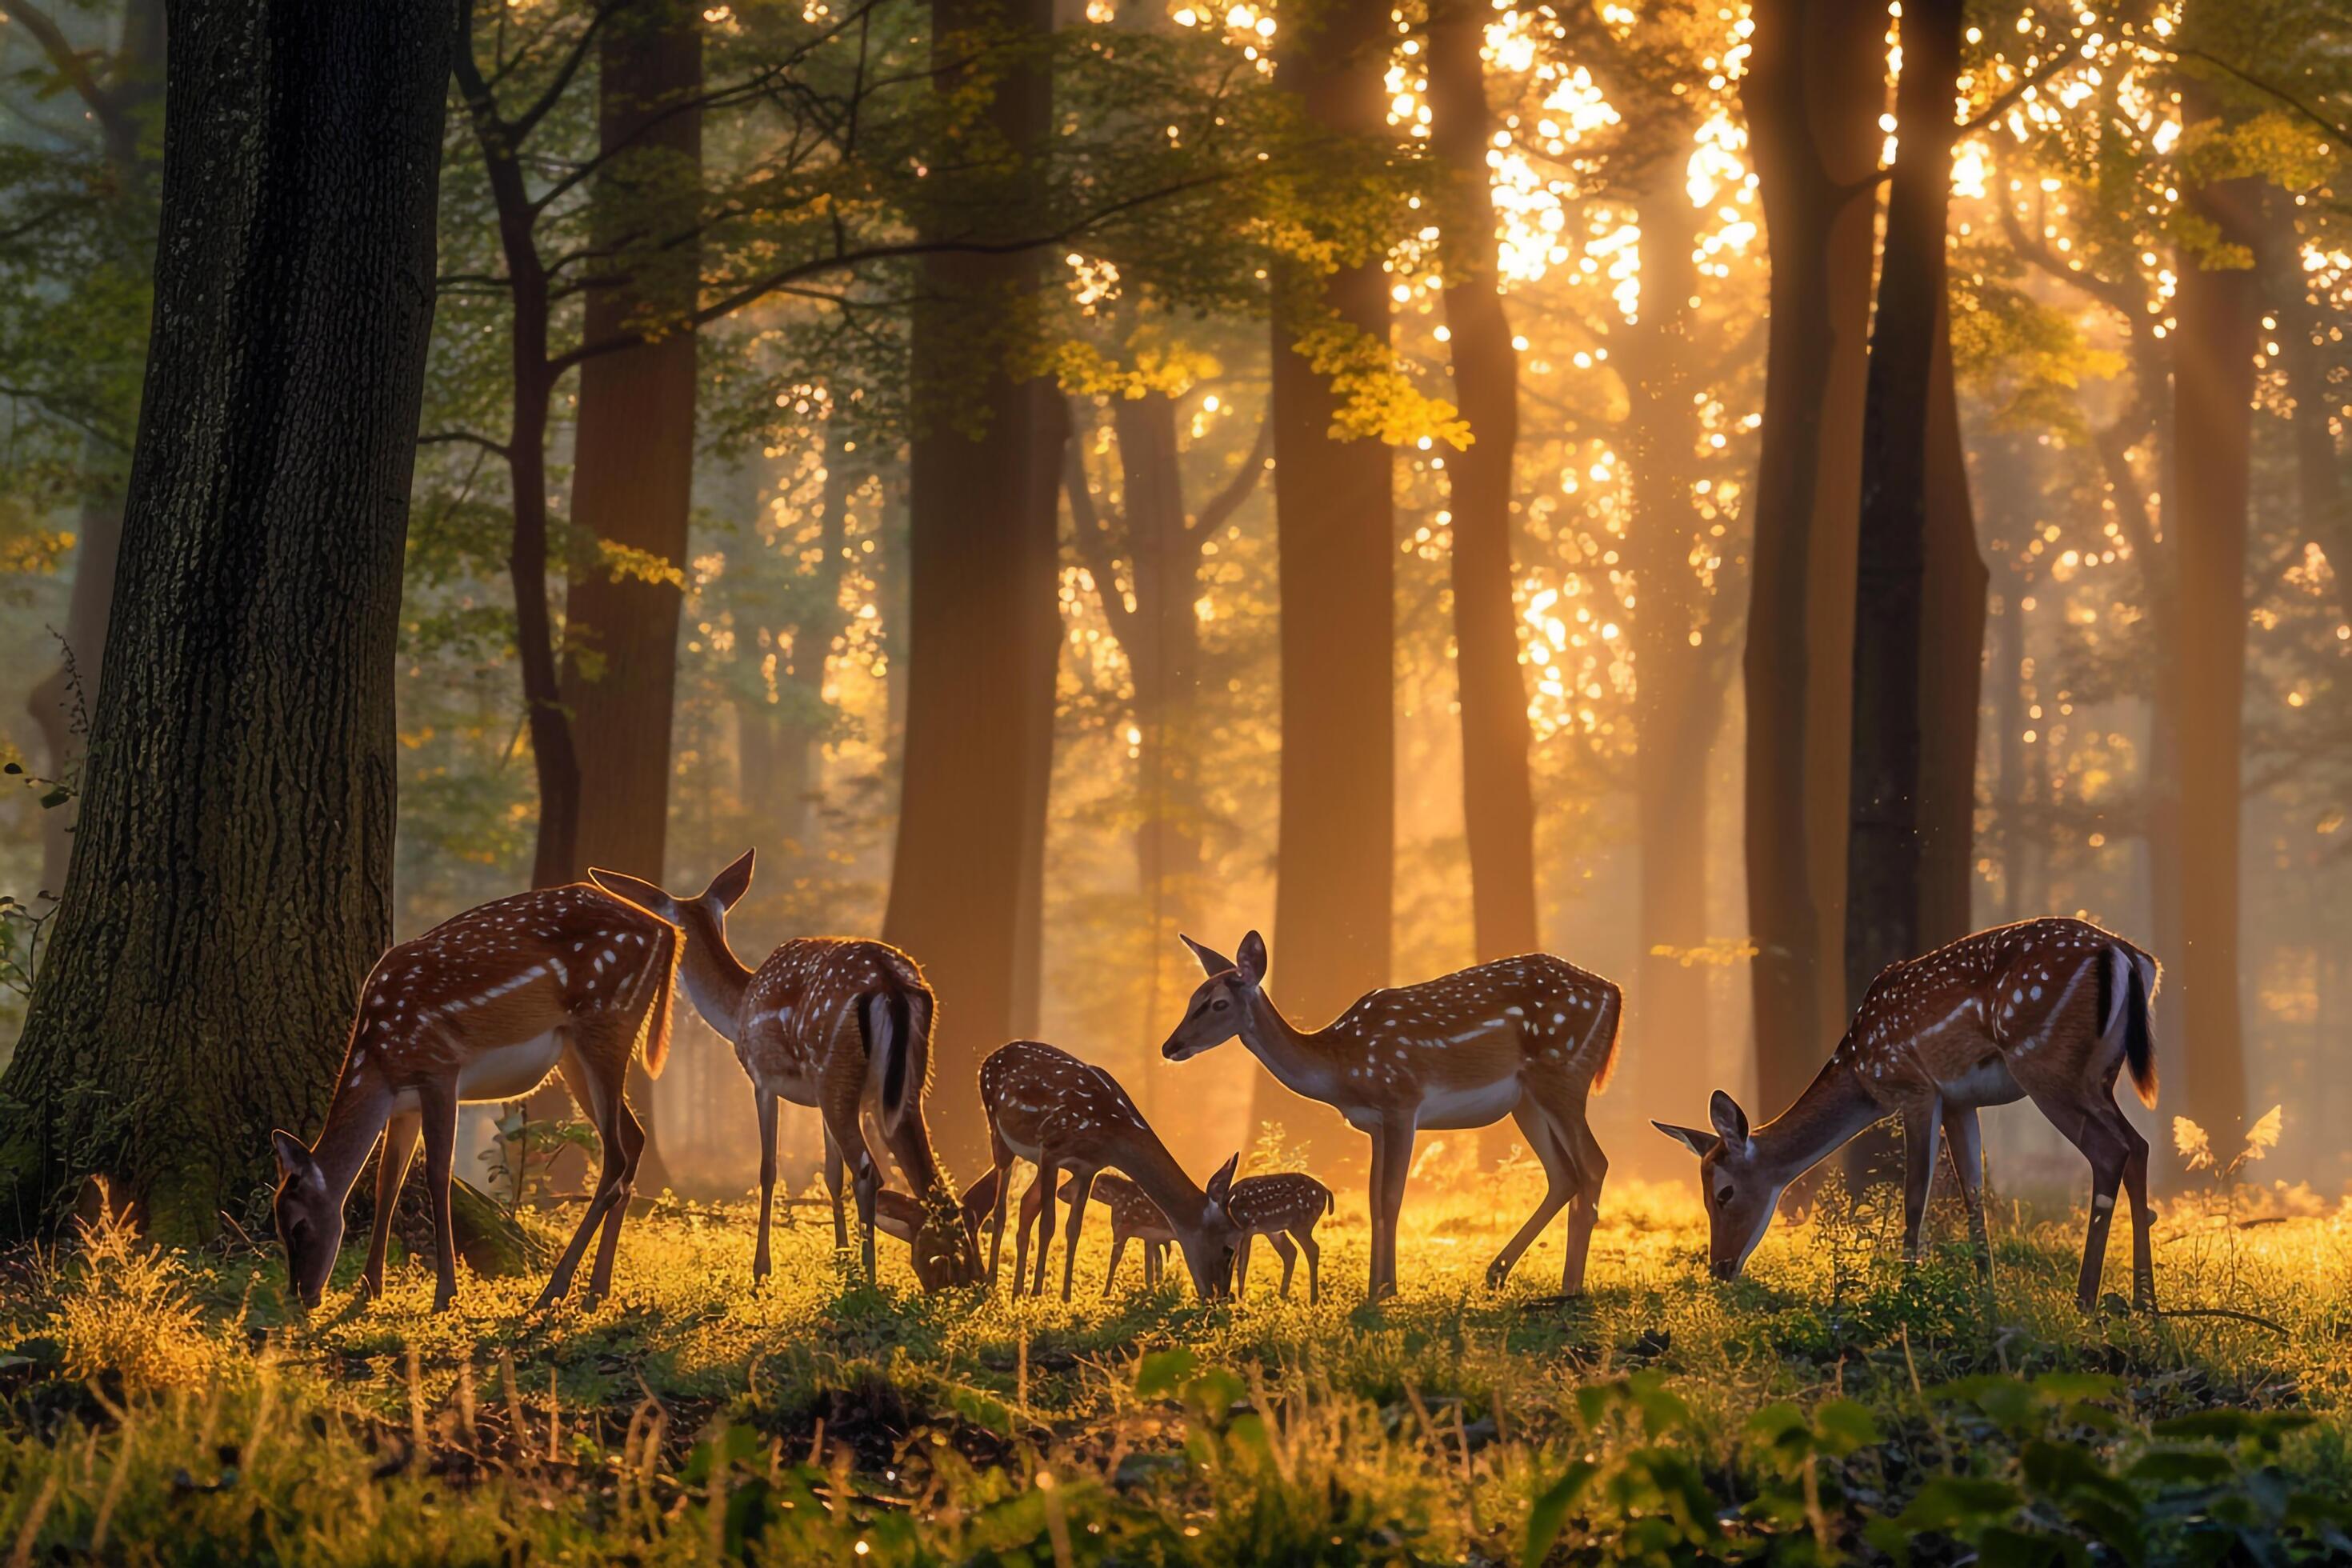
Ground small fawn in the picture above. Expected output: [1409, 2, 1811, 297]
[1163, 931, 1620, 1300]
[270, 884, 679, 1312]
[978, 1039, 1238, 1300]
[872, 1168, 1002, 1290]
[1058, 1172, 1177, 1293]
[1655, 917, 2161, 1310]
[1225, 1171, 1334, 1302]
[588, 854, 981, 1288]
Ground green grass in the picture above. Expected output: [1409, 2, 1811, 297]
[2, 1166, 2349, 1564]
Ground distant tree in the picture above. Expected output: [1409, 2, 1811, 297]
[0, 0, 454, 1238]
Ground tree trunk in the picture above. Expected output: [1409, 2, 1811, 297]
[1914, 317, 1986, 950]
[1427, 0, 1538, 973]
[884, 0, 1062, 1173]
[1842, 0, 1977, 1186]
[0, 0, 451, 1239]
[1738, 0, 1882, 1118]
[1262, 0, 1396, 1146]
[550, 0, 704, 1195]
[2168, 86, 2259, 1138]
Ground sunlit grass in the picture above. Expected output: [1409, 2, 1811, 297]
[2, 1170, 2347, 1562]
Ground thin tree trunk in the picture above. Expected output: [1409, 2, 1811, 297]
[1262, 0, 1397, 1148]
[1915, 315, 1986, 950]
[0, 0, 451, 1238]
[885, 0, 1062, 1171]
[1428, 0, 1538, 973]
[2169, 81, 2259, 1138]
[1738, 0, 1882, 1118]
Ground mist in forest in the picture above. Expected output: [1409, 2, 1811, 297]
[2, 0, 2348, 1230]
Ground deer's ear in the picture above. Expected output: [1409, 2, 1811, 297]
[1208, 1152, 1240, 1205]
[270, 1130, 317, 1184]
[1708, 1090, 1750, 1147]
[1235, 930, 1268, 986]
[1179, 933, 1235, 977]
[702, 848, 755, 910]
[588, 867, 671, 917]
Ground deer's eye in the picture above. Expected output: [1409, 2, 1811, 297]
[1714, 1186, 1734, 1206]
[1212, 998, 1230, 1012]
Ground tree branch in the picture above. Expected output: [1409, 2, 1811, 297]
[2, 0, 129, 149]
[1190, 416, 1271, 540]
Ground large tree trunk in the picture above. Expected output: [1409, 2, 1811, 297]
[2168, 86, 2260, 1138]
[0, 0, 451, 1239]
[24, 0, 166, 904]
[550, 0, 704, 1195]
[884, 0, 1062, 1173]
[1262, 0, 1396, 1147]
[1428, 0, 1538, 973]
[1842, 0, 1978, 1182]
[1738, 0, 1882, 1118]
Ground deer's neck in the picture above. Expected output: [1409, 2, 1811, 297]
[1754, 1057, 1885, 1186]
[1108, 1126, 1208, 1233]
[677, 913, 755, 1041]
[1238, 990, 1340, 1101]
[313, 1078, 395, 1209]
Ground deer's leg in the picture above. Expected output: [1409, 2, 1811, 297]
[364, 1110, 422, 1301]
[818, 1063, 880, 1283]
[583, 1094, 644, 1306]
[986, 1137, 1016, 1293]
[1146, 1240, 1166, 1289]
[822, 1128, 849, 1254]
[1234, 1232, 1254, 1297]
[1940, 1104, 1992, 1281]
[1270, 1232, 1299, 1299]
[1900, 1103, 1943, 1266]
[2026, 1086, 2130, 1310]
[1373, 1119, 1414, 1301]
[1011, 1168, 1045, 1297]
[1298, 1225, 1321, 1305]
[754, 1091, 782, 1286]
[1104, 1228, 1129, 1296]
[1486, 1103, 1573, 1291]
[538, 1054, 628, 1309]
[418, 1082, 462, 1314]
[1553, 1107, 1609, 1298]
[1058, 1168, 1095, 1302]
[1029, 1159, 1061, 1298]
[2098, 1100, 2155, 1311]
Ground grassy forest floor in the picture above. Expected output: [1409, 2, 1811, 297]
[2, 1166, 2349, 1565]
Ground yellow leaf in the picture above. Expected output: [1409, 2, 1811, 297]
[2172, 1115, 2211, 1169]
[2243, 1105, 2282, 1158]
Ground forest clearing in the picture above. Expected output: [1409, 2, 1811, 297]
[2, 1161, 2348, 1565]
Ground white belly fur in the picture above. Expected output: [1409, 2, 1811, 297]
[1413, 1075, 1523, 1130]
[1939, 1054, 2026, 1110]
[457, 1031, 566, 1103]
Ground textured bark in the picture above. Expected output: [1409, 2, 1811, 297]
[1738, 0, 1882, 1118]
[2169, 89, 2260, 1138]
[1262, 0, 1396, 1146]
[884, 0, 1062, 1172]
[0, 0, 452, 1239]
[1427, 0, 1538, 970]
[23, 0, 164, 901]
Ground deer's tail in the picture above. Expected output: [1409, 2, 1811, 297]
[867, 977, 935, 1138]
[1587, 982, 1626, 1095]
[2102, 942, 2160, 1109]
[634, 917, 683, 1080]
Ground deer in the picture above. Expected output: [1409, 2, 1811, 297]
[1653, 917, 2162, 1312]
[586, 853, 982, 1290]
[1225, 1171, 1335, 1303]
[978, 1039, 1239, 1301]
[871, 1168, 1002, 1290]
[1162, 931, 1621, 1301]
[270, 884, 680, 1314]
[1056, 1172, 1178, 1294]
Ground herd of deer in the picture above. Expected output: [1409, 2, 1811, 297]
[270, 850, 2165, 1318]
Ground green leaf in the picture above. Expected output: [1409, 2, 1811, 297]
[1134, 1347, 1196, 1400]
[2126, 1450, 2234, 1487]
[1522, 1461, 1595, 1568]
[1898, 1475, 2024, 1531]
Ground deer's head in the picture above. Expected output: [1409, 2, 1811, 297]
[1167, 1151, 1242, 1298]
[1162, 931, 1267, 1062]
[270, 1130, 343, 1310]
[1654, 1091, 1781, 1281]
[589, 850, 754, 950]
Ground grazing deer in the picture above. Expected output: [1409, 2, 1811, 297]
[1654, 918, 2161, 1310]
[872, 1168, 1002, 1290]
[1058, 1172, 1178, 1294]
[978, 1040, 1238, 1301]
[1163, 932, 1620, 1300]
[1226, 1171, 1335, 1303]
[587, 854, 981, 1288]
[270, 885, 680, 1313]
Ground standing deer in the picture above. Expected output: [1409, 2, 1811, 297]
[1654, 918, 2161, 1310]
[1162, 932, 1621, 1300]
[270, 885, 680, 1313]
[586, 854, 980, 1288]
[978, 1039, 1238, 1301]
[1058, 1172, 1178, 1294]
[1226, 1171, 1334, 1302]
